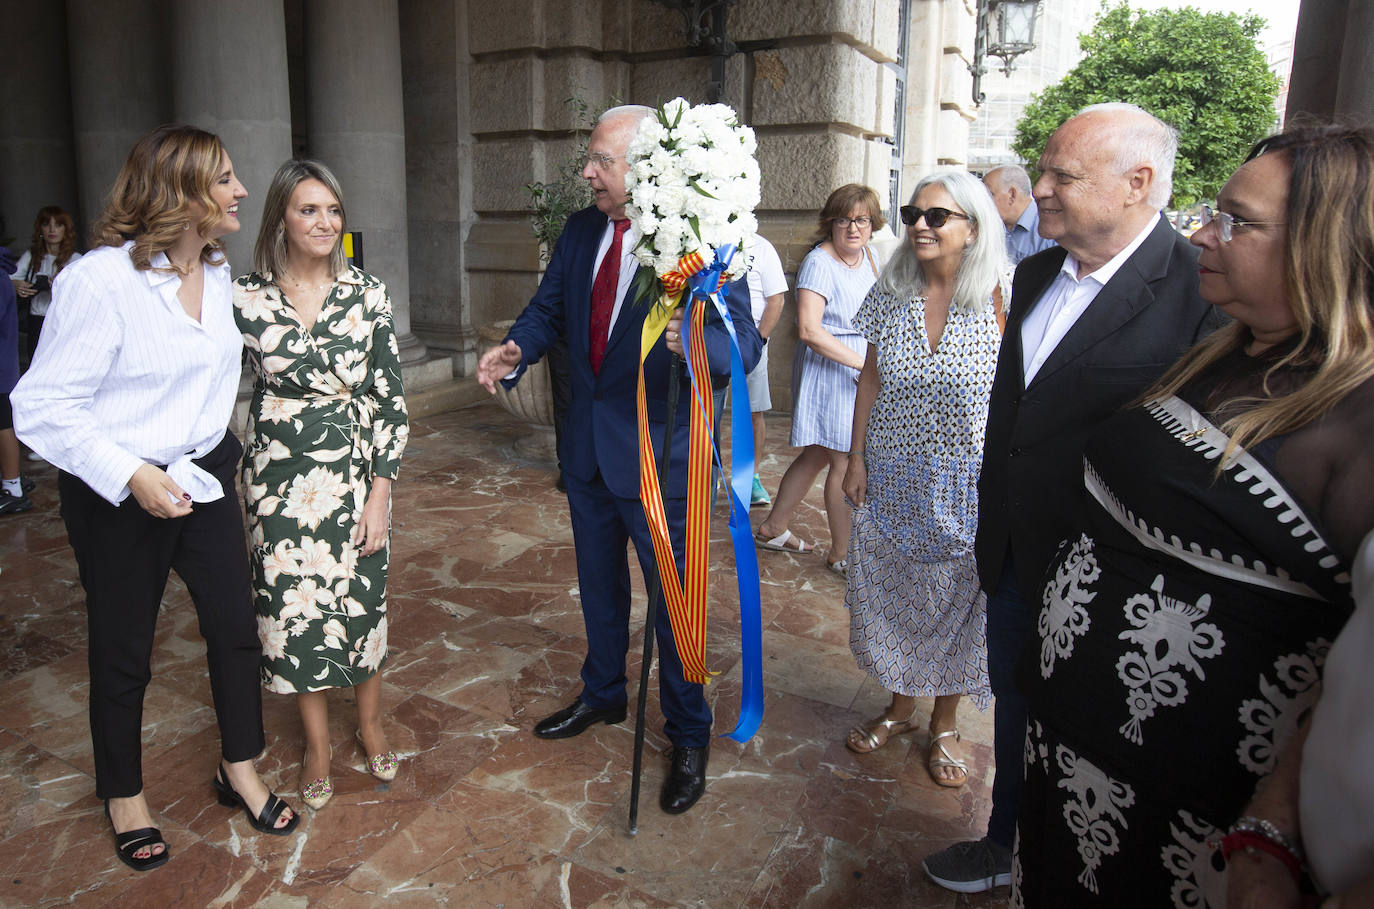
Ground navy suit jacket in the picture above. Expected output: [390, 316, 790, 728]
[975, 216, 1224, 597]
[504, 206, 762, 501]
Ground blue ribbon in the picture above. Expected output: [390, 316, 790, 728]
[680, 244, 764, 743]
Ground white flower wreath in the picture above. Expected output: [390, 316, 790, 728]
[624, 97, 761, 293]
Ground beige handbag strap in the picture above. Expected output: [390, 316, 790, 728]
[992, 283, 1006, 336]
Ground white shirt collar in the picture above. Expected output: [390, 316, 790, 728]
[1059, 212, 1161, 286]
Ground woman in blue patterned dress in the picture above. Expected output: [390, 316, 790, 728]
[756, 184, 884, 573]
[842, 172, 1006, 790]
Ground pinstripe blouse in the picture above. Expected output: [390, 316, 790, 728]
[12, 242, 243, 505]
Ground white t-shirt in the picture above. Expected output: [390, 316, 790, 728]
[745, 236, 788, 325]
[13, 249, 82, 316]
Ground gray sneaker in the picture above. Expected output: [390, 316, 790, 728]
[0, 490, 33, 515]
[922, 837, 1012, 893]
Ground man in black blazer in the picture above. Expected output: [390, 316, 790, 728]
[923, 103, 1223, 893]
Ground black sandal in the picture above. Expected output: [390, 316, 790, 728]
[213, 766, 300, 836]
[104, 802, 170, 872]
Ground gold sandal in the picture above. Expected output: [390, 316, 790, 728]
[928, 729, 969, 788]
[845, 713, 918, 754]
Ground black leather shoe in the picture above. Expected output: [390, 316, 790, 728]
[533, 699, 626, 739]
[660, 744, 708, 814]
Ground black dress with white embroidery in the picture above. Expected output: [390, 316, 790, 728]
[1011, 344, 1374, 908]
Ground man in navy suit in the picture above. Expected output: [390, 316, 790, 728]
[922, 103, 1223, 892]
[477, 105, 762, 815]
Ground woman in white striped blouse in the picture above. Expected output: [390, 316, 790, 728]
[12, 124, 299, 873]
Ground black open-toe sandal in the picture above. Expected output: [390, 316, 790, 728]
[104, 802, 170, 872]
[213, 766, 300, 836]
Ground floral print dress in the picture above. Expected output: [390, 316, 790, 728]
[233, 267, 408, 694]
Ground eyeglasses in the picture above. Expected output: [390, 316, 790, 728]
[1199, 204, 1283, 243]
[833, 216, 872, 229]
[899, 206, 970, 228]
[584, 152, 622, 171]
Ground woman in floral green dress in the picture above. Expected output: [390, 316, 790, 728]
[234, 160, 408, 810]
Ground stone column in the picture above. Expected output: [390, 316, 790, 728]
[305, 0, 427, 365]
[66, 0, 172, 231]
[0, 3, 77, 241]
[169, 0, 292, 271]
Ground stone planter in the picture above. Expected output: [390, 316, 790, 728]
[478, 319, 557, 461]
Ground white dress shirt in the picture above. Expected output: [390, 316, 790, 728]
[12, 242, 243, 505]
[1020, 213, 1160, 385]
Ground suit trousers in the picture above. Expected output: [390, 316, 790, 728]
[564, 470, 713, 748]
[58, 431, 265, 799]
[985, 555, 1030, 848]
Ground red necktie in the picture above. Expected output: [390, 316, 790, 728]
[589, 219, 630, 375]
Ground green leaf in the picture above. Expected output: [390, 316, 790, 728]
[688, 178, 718, 200]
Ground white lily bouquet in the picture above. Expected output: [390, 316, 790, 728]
[624, 97, 761, 300]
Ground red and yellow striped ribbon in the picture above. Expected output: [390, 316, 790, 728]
[636, 292, 718, 684]
[660, 251, 706, 295]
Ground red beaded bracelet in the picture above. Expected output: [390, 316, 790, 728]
[1221, 830, 1303, 882]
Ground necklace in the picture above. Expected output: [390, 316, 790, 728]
[836, 248, 863, 268]
[279, 274, 334, 293]
[167, 255, 198, 276]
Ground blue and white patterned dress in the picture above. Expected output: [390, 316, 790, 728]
[846, 289, 1000, 706]
[789, 246, 877, 451]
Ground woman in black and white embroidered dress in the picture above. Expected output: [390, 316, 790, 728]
[1012, 125, 1374, 906]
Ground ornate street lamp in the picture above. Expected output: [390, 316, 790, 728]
[969, 0, 1042, 106]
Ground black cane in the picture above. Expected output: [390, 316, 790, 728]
[627, 350, 683, 836]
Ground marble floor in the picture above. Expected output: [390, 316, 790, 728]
[0, 400, 1005, 909]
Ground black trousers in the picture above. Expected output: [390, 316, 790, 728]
[59, 431, 265, 799]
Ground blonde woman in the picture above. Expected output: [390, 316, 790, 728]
[235, 160, 408, 810]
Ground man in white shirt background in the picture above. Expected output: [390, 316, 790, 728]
[923, 102, 1223, 893]
[743, 235, 788, 506]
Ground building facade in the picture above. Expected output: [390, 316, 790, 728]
[0, 0, 990, 411]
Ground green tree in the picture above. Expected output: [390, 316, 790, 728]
[1012, 3, 1281, 206]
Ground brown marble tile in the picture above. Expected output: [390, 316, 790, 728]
[0, 407, 1005, 907]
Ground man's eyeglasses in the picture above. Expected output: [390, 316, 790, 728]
[899, 206, 970, 229]
[1199, 204, 1283, 243]
[584, 152, 622, 170]
[834, 216, 872, 229]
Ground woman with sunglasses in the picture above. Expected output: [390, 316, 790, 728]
[840, 173, 1006, 791]
[1011, 125, 1374, 905]
[756, 184, 884, 574]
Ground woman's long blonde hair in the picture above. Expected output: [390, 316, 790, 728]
[1144, 123, 1374, 458]
[253, 159, 349, 279]
[91, 124, 230, 271]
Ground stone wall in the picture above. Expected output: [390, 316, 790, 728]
[450, 0, 936, 413]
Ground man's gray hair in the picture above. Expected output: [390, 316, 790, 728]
[1077, 102, 1178, 208]
[598, 104, 655, 126]
[984, 164, 1032, 195]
